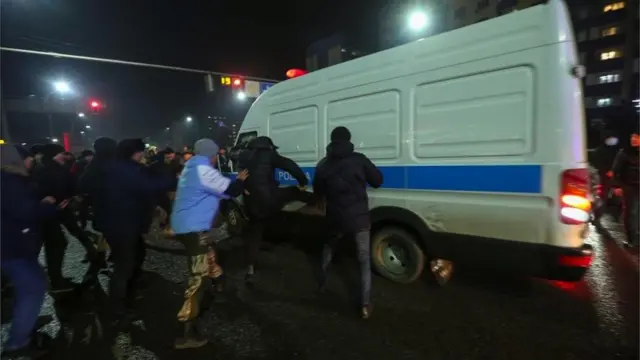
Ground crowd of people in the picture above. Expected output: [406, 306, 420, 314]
[0, 125, 383, 358]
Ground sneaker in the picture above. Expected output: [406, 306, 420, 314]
[175, 323, 208, 349]
[361, 304, 373, 320]
[174, 336, 208, 349]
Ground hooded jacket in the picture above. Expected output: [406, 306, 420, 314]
[313, 140, 383, 233]
[241, 136, 307, 219]
[171, 155, 245, 234]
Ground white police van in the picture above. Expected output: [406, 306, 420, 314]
[229, 0, 594, 284]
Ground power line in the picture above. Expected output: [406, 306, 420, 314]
[0, 47, 281, 83]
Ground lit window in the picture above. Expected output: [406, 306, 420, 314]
[600, 50, 623, 60]
[601, 26, 619, 37]
[597, 98, 612, 107]
[603, 2, 625, 12]
[599, 74, 621, 83]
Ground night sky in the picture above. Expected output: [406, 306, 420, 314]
[1, 0, 381, 145]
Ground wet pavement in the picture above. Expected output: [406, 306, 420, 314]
[1, 215, 638, 360]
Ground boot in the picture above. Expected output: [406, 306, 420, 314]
[174, 322, 208, 349]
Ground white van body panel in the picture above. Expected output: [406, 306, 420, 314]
[236, 0, 587, 253]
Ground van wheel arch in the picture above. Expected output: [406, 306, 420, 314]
[369, 206, 433, 284]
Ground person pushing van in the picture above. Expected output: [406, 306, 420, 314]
[313, 126, 383, 319]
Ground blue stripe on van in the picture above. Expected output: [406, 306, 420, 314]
[262, 164, 542, 194]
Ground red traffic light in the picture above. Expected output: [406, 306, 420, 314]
[231, 78, 244, 88]
[286, 69, 307, 79]
[89, 100, 103, 114]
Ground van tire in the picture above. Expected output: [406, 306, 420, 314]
[224, 202, 246, 237]
[371, 227, 425, 284]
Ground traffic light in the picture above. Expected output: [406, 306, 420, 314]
[89, 100, 103, 114]
[220, 76, 244, 89]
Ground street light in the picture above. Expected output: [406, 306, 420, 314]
[78, 112, 85, 118]
[236, 91, 247, 101]
[186, 116, 193, 122]
[165, 127, 170, 131]
[408, 11, 428, 32]
[51, 138, 59, 143]
[53, 81, 71, 94]
[85, 125, 91, 129]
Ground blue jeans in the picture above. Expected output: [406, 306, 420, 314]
[1, 258, 47, 350]
[320, 231, 371, 306]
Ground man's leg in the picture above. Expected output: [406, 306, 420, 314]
[175, 232, 221, 349]
[106, 234, 138, 328]
[1, 258, 47, 356]
[623, 188, 639, 246]
[354, 231, 372, 319]
[42, 219, 72, 292]
[318, 234, 339, 292]
[244, 220, 265, 284]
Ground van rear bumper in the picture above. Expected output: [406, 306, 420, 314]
[538, 243, 594, 281]
[437, 235, 594, 282]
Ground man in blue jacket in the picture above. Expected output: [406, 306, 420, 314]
[171, 138, 248, 349]
[1, 145, 68, 359]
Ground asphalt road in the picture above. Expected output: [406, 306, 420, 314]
[1, 215, 638, 360]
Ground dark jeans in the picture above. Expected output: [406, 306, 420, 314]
[42, 218, 68, 286]
[105, 233, 146, 319]
[157, 194, 173, 226]
[244, 220, 265, 268]
[623, 187, 639, 244]
[320, 231, 371, 306]
[1, 258, 47, 350]
[78, 200, 90, 230]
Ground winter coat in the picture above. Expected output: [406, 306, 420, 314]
[102, 159, 175, 236]
[1, 169, 57, 260]
[171, 155, 244, 234]
[78, 138, 117, 232]
[241, 136, 307, 220]
[313, 141, 383, 233]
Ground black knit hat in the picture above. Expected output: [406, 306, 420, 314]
[116, 138, 146, 159]
[330, 126, 351, 142]
[40, 144, 66, 161]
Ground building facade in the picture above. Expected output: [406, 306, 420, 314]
[570, 0, 639, 131]
[305, 33, 366, 72]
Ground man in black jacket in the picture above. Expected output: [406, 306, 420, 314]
[33, 144, 98, 292]
[612, 125, 639, 247]
[313, 126, 383, 319]
[102, 139, 176, 331]
[240, 136, 307, 284]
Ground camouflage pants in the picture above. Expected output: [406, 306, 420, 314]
[176, 232, 223, 323]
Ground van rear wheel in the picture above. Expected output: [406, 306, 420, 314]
[372, 227, 424, 284]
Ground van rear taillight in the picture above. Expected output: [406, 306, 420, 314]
[560, 169, 591, 225]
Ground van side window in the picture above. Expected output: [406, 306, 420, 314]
[235, 131, 258, 149]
